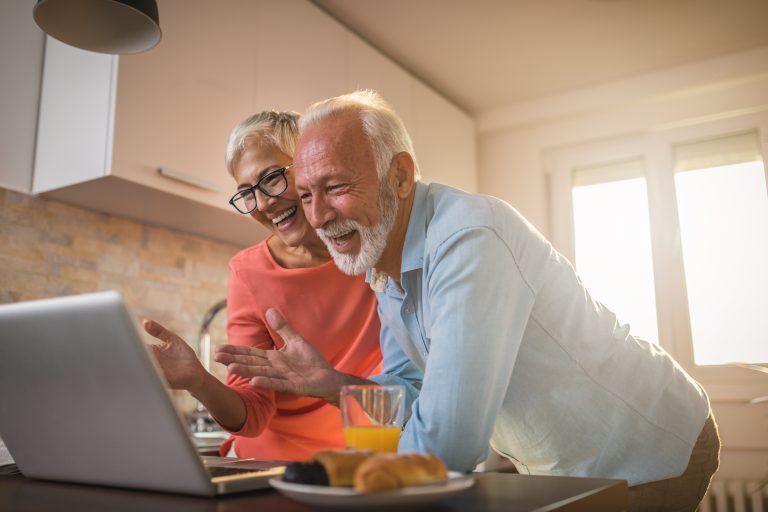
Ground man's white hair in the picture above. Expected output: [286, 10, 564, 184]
[299, 89, 421, 181]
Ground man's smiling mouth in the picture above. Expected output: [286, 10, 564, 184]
[332, 231, 355, 244]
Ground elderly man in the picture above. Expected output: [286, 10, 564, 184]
[216, 90, 719, 511]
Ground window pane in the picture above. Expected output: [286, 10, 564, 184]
[675, 160, 768, 365]
[572, 177, 660, 343]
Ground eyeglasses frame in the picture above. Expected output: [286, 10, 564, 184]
[228, 164, 292, 214]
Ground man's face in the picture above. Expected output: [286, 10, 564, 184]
[294, 114, 398, 275]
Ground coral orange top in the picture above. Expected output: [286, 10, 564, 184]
[217, 239, 381, 460]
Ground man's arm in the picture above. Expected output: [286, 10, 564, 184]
[398, 226, 535, 471]
[215, 306, 425, 409]
[368, 314, 424, 420]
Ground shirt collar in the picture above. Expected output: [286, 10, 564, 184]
[400, 181, 428, 274]
[365, 181, 428, 291]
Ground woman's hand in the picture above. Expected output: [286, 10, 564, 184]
[142, 319, 206, 393]
[214, 308, 364, 404]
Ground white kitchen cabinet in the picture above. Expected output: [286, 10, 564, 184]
[410, 80, 477, 192]
[346, 34, 413, 133]
[32, 0, 477, 246]
[33, 0, 266, 247]
[0, 1, 44, 194]
[345, 33, 476, 192]
[254, 0, 348, 113]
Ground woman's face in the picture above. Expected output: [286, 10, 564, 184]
[232, 144, 314, 248]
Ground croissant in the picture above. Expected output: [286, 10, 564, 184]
[311, 449, 372, 487]
[353, 452, 448, 493]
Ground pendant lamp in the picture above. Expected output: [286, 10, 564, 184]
[33, 0, 161, 54]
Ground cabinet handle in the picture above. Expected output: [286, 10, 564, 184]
[157, 167, 221, 193]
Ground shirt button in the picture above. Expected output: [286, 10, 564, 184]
[405, 305, 413, 313]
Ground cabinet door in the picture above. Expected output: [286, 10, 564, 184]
[346, 34, 413, 133]
[111, 0, 260, 209]
[33, 37, 116, 194]
[410, 80, 477, 192]
[253, 0, 347, 113]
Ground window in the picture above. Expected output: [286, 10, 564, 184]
[673, 133, 768, 366]
[571, 159, 660, 343]
[551, 128, 768, 377]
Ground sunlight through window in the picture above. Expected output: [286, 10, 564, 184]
[572, 162, 659, 344]
[675, 160, 768, 366]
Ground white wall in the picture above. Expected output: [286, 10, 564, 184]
[0, 2, 44, 193]
[477, 45, 768, 238]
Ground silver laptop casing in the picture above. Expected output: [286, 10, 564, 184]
[0, 291, 280, 495]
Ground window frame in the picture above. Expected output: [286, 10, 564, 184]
[546, 112, 768, 402]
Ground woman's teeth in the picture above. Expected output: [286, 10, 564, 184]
[272, 206, 297, 225]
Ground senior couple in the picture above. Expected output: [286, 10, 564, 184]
[147, 90, 719, 511]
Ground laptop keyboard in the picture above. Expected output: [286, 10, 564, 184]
[0, 464, 21, 476]
[207, 466, 264, 478]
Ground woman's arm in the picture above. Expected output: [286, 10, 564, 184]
[142, 319, 247, 431]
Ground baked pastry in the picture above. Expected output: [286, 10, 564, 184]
[282, 449, 372, 487]
[353, 453, 448, 493]
[312, 449, 373, 486]
[282, 450, 449, 492]
[281, 461, 329, 486]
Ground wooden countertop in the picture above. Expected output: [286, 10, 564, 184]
[0, 472, 627, 511]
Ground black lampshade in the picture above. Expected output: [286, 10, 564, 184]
[33, 0, 161, 54]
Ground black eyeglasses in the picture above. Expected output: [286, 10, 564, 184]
[228, 165, 291, 214]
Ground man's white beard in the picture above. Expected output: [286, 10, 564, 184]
[317, 180, 398, 276]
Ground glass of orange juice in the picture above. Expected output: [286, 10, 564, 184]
[340, 384, 404, 453]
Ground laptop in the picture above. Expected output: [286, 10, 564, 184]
[0, 291, 286, 496]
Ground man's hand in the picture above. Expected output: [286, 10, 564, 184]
[143, 319, 206, 393]
[214, 308, 355, 404]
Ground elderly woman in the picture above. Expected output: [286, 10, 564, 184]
[142, 111, 381, 460]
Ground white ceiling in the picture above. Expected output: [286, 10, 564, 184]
[312, 0, 768, 115]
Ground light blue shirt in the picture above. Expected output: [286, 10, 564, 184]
[369, 181, 709, 485]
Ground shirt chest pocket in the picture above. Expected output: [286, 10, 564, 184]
[408, 295, 431, 358]
[402, 274, 431, 359]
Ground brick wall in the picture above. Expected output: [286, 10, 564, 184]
[0, 187, 249, 411]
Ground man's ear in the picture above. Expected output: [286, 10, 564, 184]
[391, 152, 416, 199]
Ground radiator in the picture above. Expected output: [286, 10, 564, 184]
[699, 480, 768, 512]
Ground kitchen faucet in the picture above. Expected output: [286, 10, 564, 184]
[188, 299, 227, 434]
[198, 299, 226, 376]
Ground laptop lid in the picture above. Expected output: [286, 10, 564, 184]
[0, 291, 281, 496]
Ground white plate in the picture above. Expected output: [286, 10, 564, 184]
[269, 471, 475, 508]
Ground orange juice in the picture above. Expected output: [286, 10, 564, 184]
[343, 425, 401, 452]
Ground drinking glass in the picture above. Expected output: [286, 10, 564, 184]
[339, 384, 404, 452]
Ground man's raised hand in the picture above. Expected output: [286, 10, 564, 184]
[214, 308, 347, 403]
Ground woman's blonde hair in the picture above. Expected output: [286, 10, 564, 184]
[225, 110, 300, 176]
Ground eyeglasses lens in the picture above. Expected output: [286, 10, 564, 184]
[229, 168, 288, 214]
[240, 193, 257, 213]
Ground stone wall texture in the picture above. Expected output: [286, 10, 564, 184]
[0, 187, 249, 411]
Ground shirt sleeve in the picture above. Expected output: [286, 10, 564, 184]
[398, 226, 535, 471]
[369, 307, 424, 420]
[218, 264, 277, 437]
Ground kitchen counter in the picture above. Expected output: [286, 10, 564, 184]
[192, 432, 228, 457]
[0, 472, 627, 511]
